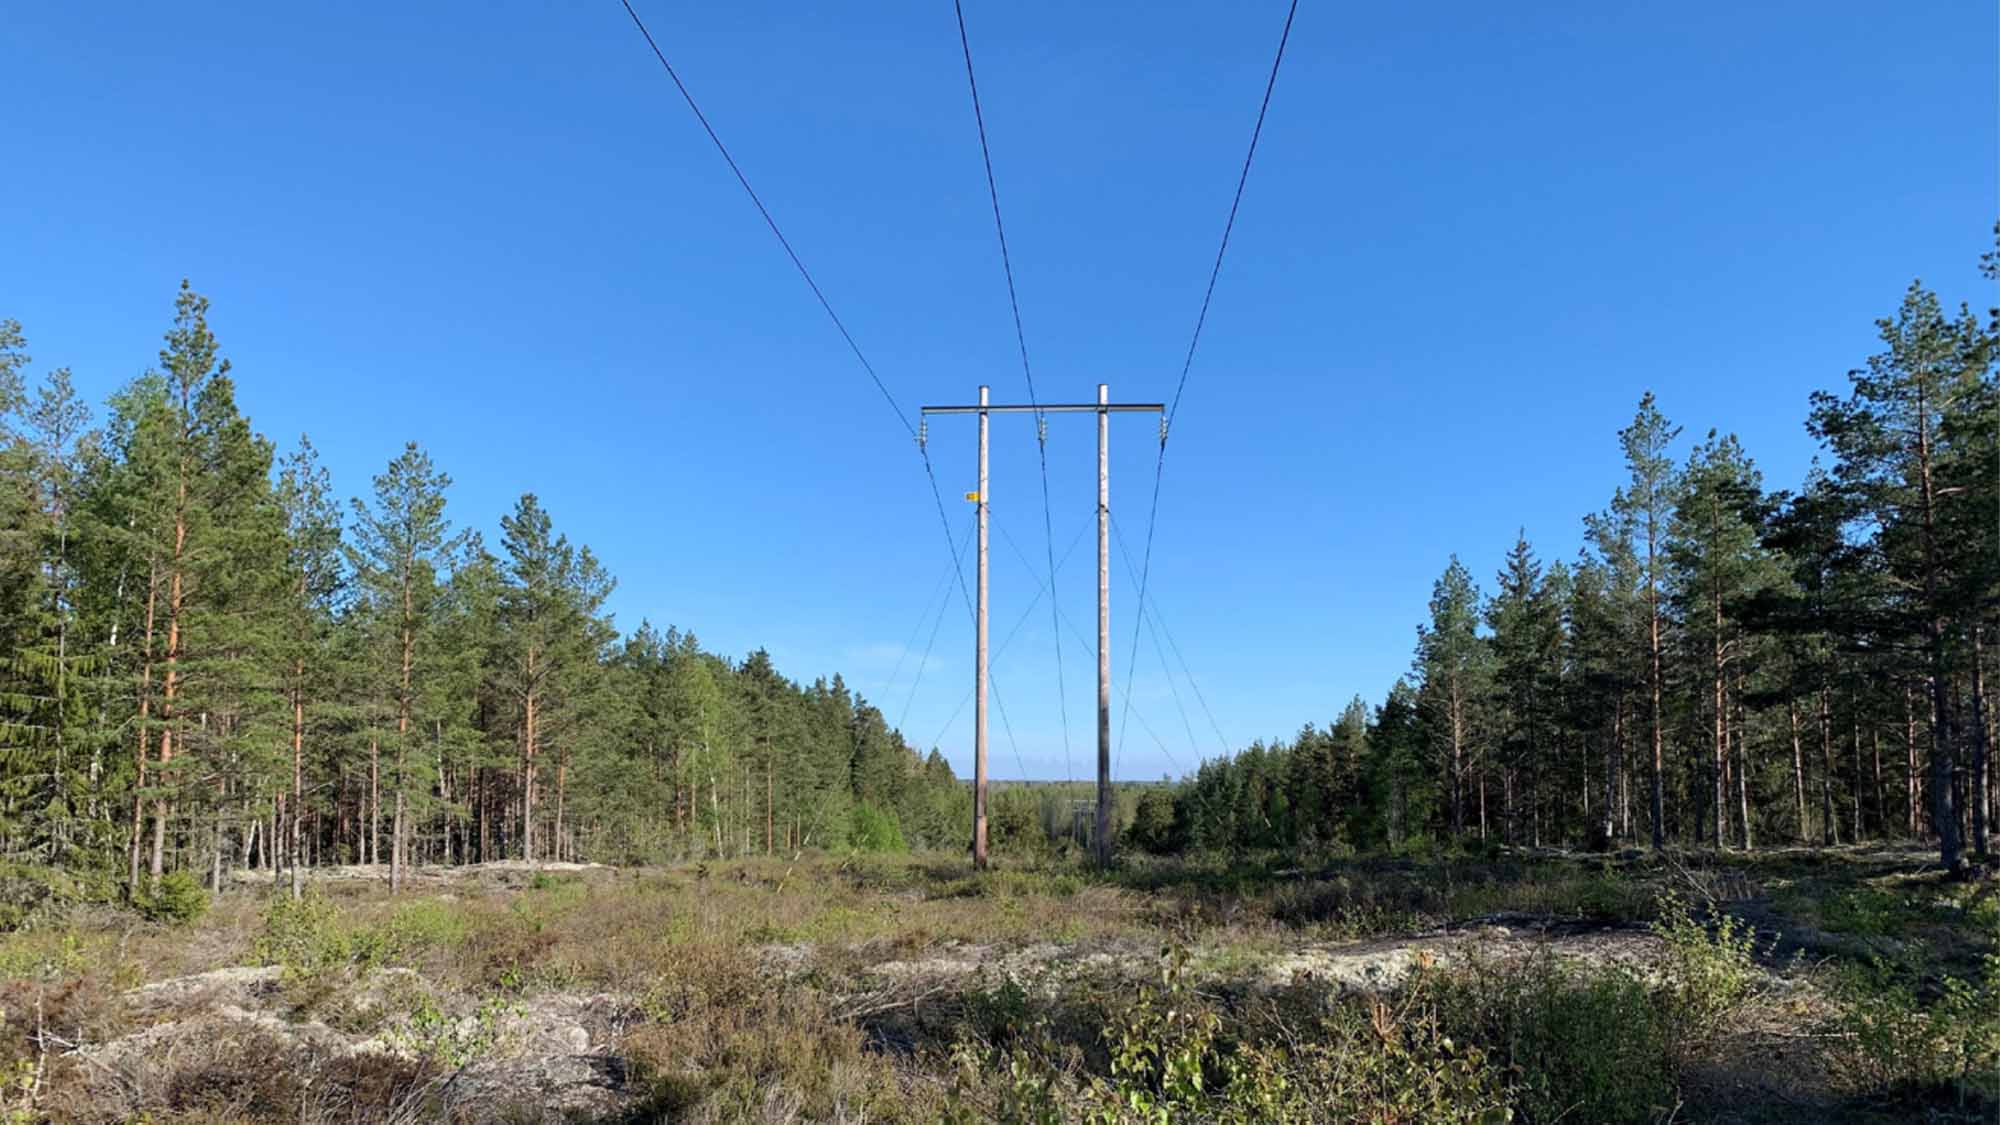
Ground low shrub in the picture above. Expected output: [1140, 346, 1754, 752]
[1834, 951, 2000, 1113]
[1651, 892, 1760, 1056]
[0, 865, 86, 932]
[252, 891, 353, 978]
[945, 947, 1515, 1125]
[1429, 954, 1671, 1124]
[132, 870, 208, 926]
[850, 803, 908, 853]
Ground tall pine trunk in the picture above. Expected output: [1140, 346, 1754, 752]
[1819, 687, 1837, 846]
[151, 490, 188, 883]
[1648, 516, 1665, 851]
[1914, 380, 1961, 872]
[1794, 699, 1811, 842]
[522, 664, 538, 863]
[1601, 699, 1621, 846]
[1906, 687, 1920, 837]
[127, 562, 158, 896]
[1970, 625, 1990, 860]
[392, 576, 413, 895]
[291, 665, 304, 899]
[368, 740, 380, 866]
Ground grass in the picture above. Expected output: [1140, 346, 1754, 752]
[0, 844, 1990, 1122]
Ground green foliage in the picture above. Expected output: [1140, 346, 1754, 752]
[1651, 892, 1759, 1047]
[948, 947, 1515, 1125]
[132, 871, 208, 926]
[252, 891, 353, 978]
[1126, 788, 1179, 854]
[1431, 955, 1671, 1124]
[385, 991, 520, 1069]
[849, 803, 907, 853]
[1835, 951, 2000, 1111]
[0, 866, 84, 933]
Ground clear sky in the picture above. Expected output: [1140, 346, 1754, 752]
[5, 2, 1993, 783]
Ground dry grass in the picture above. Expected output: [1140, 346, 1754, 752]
[0, 847, 1988, 1122]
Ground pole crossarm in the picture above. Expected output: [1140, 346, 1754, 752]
[922, 402, 1163, 415]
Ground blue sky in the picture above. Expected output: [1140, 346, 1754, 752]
[5, 1, 1993, 782]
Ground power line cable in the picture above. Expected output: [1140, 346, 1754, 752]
[614, 0, 981, 701]
[951, 0, 1075, 789]
[1111, 511, 1230, 755]
[1047, 593, 1184, 777]
[895, 515, 976, 733]
[618, 0, 913, 437]
[1118, 0, 1299, 775]
[888, 513, 973, 696]
[925, 509, 1092, 753]
[1106, 570, 1199, 778]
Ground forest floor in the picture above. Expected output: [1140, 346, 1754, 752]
[2, 843, 1996, 1123]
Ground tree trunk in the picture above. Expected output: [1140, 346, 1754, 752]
[1914, 380, 1961, 872]
[1871, 729, 1884, 845]
[522, 666, 538, 863]
[1851, 697, 1864, 843]
[709, 769, 724, 858]
[127, 561, 159, 896]
[555, 748, 568, 863]
[392, 576, 414, 895]
[369, 740, 380, 866]
[1819, 688, 1837, 847]
[1648, 520, 1666, 851]
[1601, 700, 1620, 847]
[1906, 687, 1921, 837]
[1971, 625, 1990, 860]
[1456, 672, 1472, 832]
[291, 666, 304, 900]
[1735, 683, 1752, 850]
[1710, 499, 1727, 850]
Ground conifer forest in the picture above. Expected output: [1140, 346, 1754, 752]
[0, 284, 974, 902]
[5, 246, 1994, 904]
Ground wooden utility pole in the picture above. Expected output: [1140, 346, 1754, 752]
[976, 385, 990, 868]
[1096, 384, 1113, 867]
[921, 385, 1162, 869]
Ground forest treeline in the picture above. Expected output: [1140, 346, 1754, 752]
[0, 283, 970, 907]
[1131, 242, 1997, 873]
[2, 238, 1993, 913]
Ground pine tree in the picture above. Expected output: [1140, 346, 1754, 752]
[1615, 392, 1682, 850]
[1580, 505, 1644, 845]
[1811, 284, 1990, 873]
[1415, 556, 1489, 838]
[348, 443, 463, 892]
[276, 437, 342, 897]
[496, 493, 614, 862]
[1488, 533, 1558, 844]
[1669, 432, 1767, 848]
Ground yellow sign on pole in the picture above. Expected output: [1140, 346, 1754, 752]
[964, 491, 981, 502]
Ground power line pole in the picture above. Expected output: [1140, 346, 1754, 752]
[975, 385, 990, 868]
[921, 386, 1162, 869]
[1096, 384, 1113, 866]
